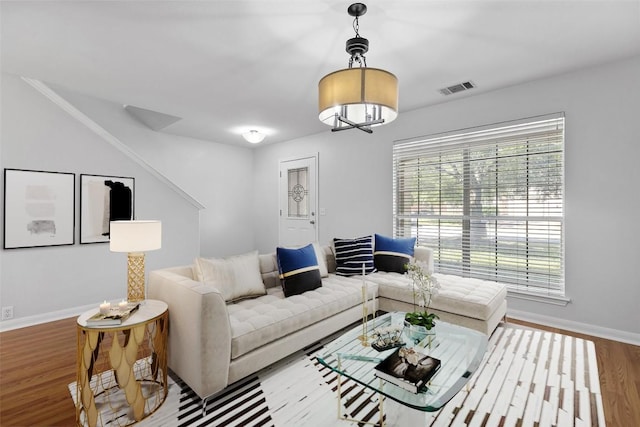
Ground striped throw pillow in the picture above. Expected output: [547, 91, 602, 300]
[333, 235, 376, 276]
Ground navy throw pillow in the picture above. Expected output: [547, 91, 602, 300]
[374, 234, 416, 273]
[276, 244, 322, 297]
[333, 235, 376, 276]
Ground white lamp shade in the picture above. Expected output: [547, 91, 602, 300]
[109, 220, 162, 253]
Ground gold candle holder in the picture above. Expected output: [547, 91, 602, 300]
[358, 264, 369, 346]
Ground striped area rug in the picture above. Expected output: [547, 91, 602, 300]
[69, 324, 606, 426]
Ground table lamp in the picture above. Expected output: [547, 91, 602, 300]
[110, 220, 162, 302]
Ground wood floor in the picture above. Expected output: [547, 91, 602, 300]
[0, 317, 638, 427]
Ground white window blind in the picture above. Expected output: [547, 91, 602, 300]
[393, 113, 565, 296]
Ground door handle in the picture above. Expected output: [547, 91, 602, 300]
[310, 220, 316, 225]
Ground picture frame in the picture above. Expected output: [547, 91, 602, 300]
[80, 174, 135, 244]
[3, 168, 75, 249]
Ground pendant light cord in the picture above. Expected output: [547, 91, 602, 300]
[348, 15, 367, 68]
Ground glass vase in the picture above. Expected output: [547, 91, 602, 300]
[403, 320, 436, 345]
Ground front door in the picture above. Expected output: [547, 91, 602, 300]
[279, 155, 318, 247]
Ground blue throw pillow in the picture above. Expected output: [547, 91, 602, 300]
[276, 244, 322, 297]
[374, 234, 416, 273]
[333, 235, 376, 276]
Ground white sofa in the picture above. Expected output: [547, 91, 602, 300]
[148, 245, 506, 402]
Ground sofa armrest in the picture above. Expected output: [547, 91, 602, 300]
[148, 269, 231, 399]
[414, 246, 434, 274]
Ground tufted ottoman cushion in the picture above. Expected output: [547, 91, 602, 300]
[227, 274, 376, 359]
[368, 272, 506, 321]
[430, 274, 507, 320]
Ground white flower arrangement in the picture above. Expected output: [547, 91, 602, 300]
[406, 261, 440, 308]
[404, 261, 441, 330]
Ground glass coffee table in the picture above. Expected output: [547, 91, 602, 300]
[316, 312, 487, 425]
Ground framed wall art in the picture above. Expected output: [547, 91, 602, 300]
[80, 174, 135, 244]
[3, 168, 75, 249]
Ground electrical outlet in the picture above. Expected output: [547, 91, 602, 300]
[2, 306, 14, 320]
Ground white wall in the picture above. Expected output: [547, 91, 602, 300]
[0, 73, 200, 326]
[253, 56, 640, 338]
[252, 131, 394, 251]
[3, 55, 638, 339]
[48, 84, 256, 257]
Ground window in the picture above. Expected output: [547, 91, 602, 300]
[287, 167, 309, 218]
[393, 113, 565, 297]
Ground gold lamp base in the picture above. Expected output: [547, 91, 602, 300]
[127, 252, 146, 302]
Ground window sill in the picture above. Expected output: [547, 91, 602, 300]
[507, 289, 571, 306]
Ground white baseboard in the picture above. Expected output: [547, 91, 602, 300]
[507, 308, 640, 346]
[0, 303, 96, 332]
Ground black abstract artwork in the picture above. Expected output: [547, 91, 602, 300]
[80, 174, 134, 244]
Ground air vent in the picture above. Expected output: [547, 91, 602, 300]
[439, 81, 476, 96]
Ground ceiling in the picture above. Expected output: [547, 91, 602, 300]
[2, 1, 639, 147]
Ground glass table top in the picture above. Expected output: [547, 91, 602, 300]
[316, 312, 488, 411]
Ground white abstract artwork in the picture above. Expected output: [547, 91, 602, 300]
[3, 169, 75, 249]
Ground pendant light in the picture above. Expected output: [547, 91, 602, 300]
[318, 3, 398, 133]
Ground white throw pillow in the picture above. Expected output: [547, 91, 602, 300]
[312, 242, 329, 278]
[194, 251, 266, 302]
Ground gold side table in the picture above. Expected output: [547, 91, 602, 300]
[76, 299, 168, 427]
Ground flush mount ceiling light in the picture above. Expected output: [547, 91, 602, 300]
[318, 3, 398, 134]
[242, 130, 266, 144]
